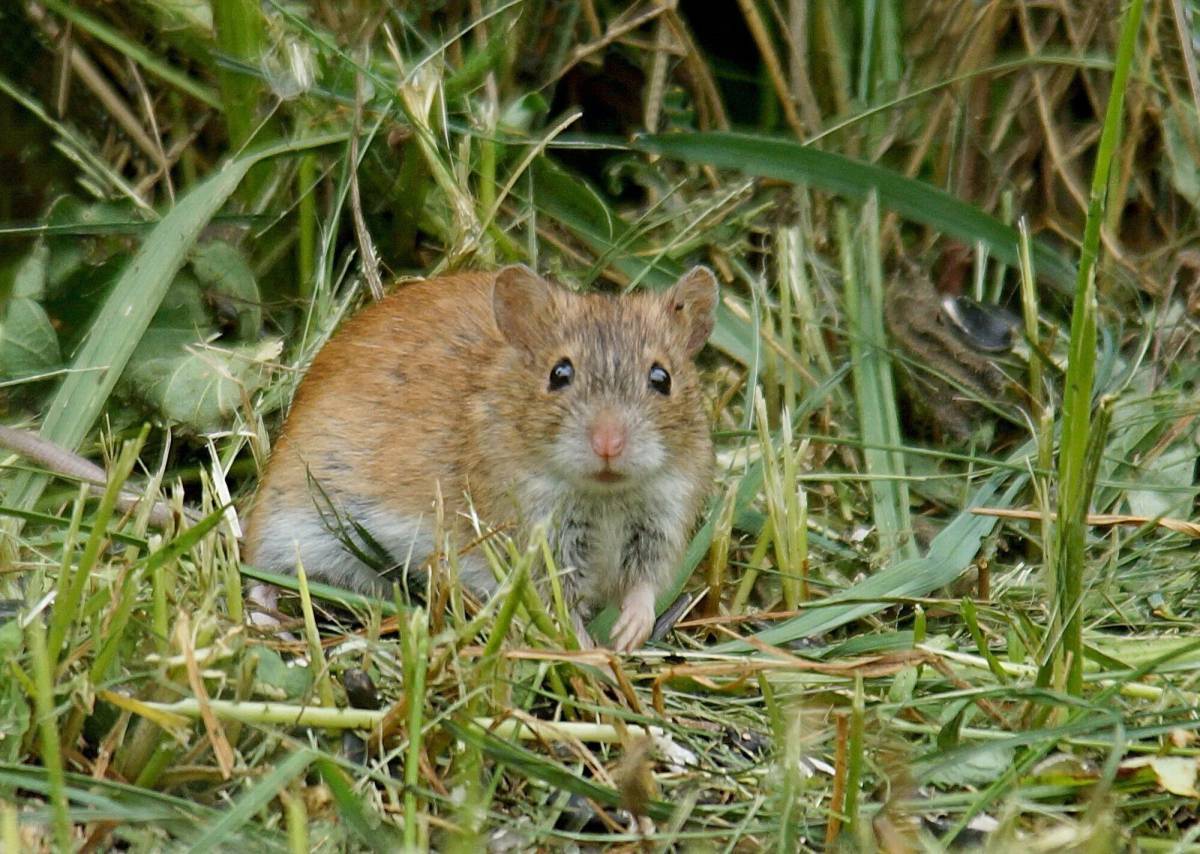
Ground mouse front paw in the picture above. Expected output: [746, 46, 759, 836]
[610, 583, 656, 652]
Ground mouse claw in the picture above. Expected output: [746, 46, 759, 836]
[610, 583, 656, 652]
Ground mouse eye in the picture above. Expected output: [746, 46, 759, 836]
[648, 362, 671, 395]
[548, 358, 574, 391]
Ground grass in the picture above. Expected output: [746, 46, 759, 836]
[2, 0, 1200, 850]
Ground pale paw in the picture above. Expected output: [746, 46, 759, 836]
[610, 585, 656, 652]
[245, 582, 291, 636]
[246, 582, 280, 616]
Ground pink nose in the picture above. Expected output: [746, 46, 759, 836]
[590, 420, 626, 461]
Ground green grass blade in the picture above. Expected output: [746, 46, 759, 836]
[1053, 0, 1145, 696]
[213, 0, 269, 153]
[141, 507, 231, 576]
[313, 757, 400, 852]
[0, 764, 280, 845]
[838, 202, 915, 561]
[186, 749, 313, 852]
[27, 618, 70, 851]
[237, 562, 401, 615]
[634, 132, 1077, 292]
[444, 719, 674, 822]
[0, 505, 147, 547]
[45, 430, 145, 669]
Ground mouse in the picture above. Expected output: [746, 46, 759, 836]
[242, 264, 718, 651]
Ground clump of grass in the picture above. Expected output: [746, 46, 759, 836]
[2, 1, 1200, 849]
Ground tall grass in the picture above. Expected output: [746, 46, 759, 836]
[1051, 0, 1145, 697]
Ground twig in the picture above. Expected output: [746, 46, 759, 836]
[735, 0, 806, 137]
[664, 10, 729, 131]
[33, 5, 166, 179]
[971, 506, 1200, 538]
[552, 1, 674, 84]
[0, 424, 189, 527]
[125, 56, 174, 202]
[349, 60, 384, 301]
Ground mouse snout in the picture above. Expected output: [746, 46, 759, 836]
[588, 414, 627, 463]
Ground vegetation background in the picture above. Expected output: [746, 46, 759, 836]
[1, 0, 1199, 850]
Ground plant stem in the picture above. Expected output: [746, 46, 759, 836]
[1053, 0, 1143, 696]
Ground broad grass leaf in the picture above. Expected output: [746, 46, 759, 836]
[636, 132, 1078, 292]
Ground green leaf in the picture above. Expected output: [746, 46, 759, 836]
[635, 131, 1078, 292]
[190, 241, 262, 340]
[1125, 439, 1197, 519]
[249, 645, 313, 701]
[0, 620, 30, 761]
[119, 337, 272, 433]
[112, 267, 268, 432]
[0, 297, 61, 378]
[1163, 101, 1200, 209]
[924, 742, 1015, 787]
[500, 92, 550, 132]
[12, 242, 48, 298]
[146, 273, 214, 334]
[43, 196, 143, 293]
[5, 132, 345, 515]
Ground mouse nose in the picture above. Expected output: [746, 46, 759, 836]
[589, 417, 627, 463]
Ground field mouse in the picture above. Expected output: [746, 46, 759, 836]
[243, 265, 718, 651]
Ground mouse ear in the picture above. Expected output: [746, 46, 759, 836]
[663, 266, 718, 357]
[492, 264, 554, 349]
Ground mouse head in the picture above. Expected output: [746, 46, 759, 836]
[491, 265, 717, 492]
